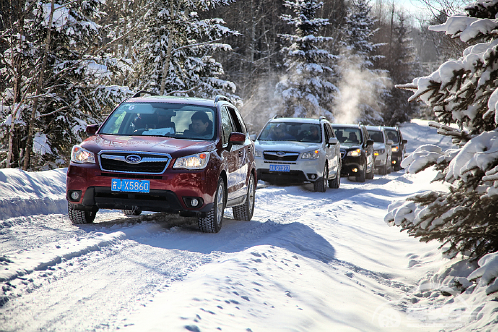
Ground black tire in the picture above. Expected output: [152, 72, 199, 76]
[233, 173, 256, 221]
[394, 159, 402, 171]
[198, 178, 225, 233]
[329, 161, 341, 189]
[356, 161, 366, 182]
[123, 209, 142, 216]
[314, 164, 327, 192]
[379, 163, 387, 175]
[68, 202, 96, 224]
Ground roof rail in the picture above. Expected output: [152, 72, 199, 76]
[214, 95, 233, 104]
[132, 90, 158, 98]
[319, 116, 327, 121]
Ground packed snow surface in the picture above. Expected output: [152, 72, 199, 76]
[0, 119, 497, 331]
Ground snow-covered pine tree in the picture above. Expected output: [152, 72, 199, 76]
[130, 0, 238, 100]
[275, 0, 338, 119]
[386, 0, 498, 260]
[336, 0, 388, 125]
[0, 0, 131, 170]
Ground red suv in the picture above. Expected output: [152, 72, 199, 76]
[66, 93, 257, 233]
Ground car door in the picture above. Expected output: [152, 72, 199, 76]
[362, 127, 374, 172]
[221, 106, 247, 201]
[323, 123, 338, 176]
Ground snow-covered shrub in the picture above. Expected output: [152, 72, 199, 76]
[387, 0, 498, 261]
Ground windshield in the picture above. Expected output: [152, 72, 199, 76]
[367, 130, 384, 143]
[99, 102, 216, 140]
[333, 128, 362, 146]
[385, 129, 399, 143]
[258, 122, 321, 143]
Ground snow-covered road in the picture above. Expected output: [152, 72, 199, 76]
[1, 120, 496, 331]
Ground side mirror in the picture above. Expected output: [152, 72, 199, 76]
[229, 132, 245, 145]
[86, 124, 99, 136]
[387, 140, 394, 146]
[328, 137, 338, 145]
[366, 139, 374, 146]
[402, 139, 407, 144]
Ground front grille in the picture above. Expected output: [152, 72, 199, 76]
[99, 151, 171, 174]
[263, 151, 299, 162]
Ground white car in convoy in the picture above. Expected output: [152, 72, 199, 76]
[365, 125, 393, 175]
[254, 117, 341, 192]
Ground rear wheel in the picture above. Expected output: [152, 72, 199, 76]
[366, 161, 374, 180]
[329, 161, 341, 189]
[233, 173, 256, 221]
[314, 164, 327, 192]
[68, 203, 96, 224]
[198, 178, 225, 233]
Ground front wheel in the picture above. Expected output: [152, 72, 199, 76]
[198, 178, 225, 233]
[366, 160, 374, 180]
[314, 164, 327, 192]
[233, 173, 256, 221]
[356, 161, 366, 182]
[68, 202, 96, 224]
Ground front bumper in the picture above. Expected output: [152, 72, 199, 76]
[341, 155, 363, 176]
[66, 164, 216, 216]
[255, 157, 324, 184]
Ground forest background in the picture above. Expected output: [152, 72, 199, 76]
[0, 0, 461, 171]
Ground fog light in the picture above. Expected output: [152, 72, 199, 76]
[70, 191, 81, 201]
[352, 168, 358, 173]
[191, 198, 199, 207]
[392, 160, 397, 164]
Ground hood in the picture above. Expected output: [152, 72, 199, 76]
[372, 142, 386, 150]
[255, 140, 321, 152]
[81, 135, 217, 158]
[340, 144, 361, 151]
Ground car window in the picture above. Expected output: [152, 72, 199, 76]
[259, 122, 321, 142]
[99, 102, 216, 139]
[221, 107, 235, 145]
[226, 106, 247, 134]
[333, 127, 362, 146]
[385, 129, 400, 143]
[368, 130, 384, 143]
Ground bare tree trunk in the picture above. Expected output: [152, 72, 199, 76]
[159, 1, 178, 96]
[23, 0, 56, 171]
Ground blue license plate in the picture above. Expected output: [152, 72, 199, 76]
[111, 179, 150, 193]
[269, 164, 290, 172]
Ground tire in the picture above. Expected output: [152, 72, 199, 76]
[329, 161, 341, 189]
[68, 202, 96, 224]
[198, 178, 225, 233]
[379, 163, 387, 175]
[233, 173, 256, 221]
[123, 209, 142, 216]
[356, 161, 366, 182]
[366, 161, 374, 180]
[314, 164, 327, 192]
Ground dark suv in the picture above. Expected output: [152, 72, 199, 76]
[331, 124, 374, 182]
[66, 94, 257, 233]
[383, 126, 407, 171]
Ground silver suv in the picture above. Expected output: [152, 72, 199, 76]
[254, 117, 341, 192]
[366, 126, 393, 175]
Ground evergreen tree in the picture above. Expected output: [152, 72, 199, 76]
[335, 0, 388, 125]
[386, 0, 498, 260]
[0, 0, 130, 170]
[276, 0, 338, 119]
[129, 0, 239, 99]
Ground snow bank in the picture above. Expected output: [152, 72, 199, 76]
[0, 168, 67, 220]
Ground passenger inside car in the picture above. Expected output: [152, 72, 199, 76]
[184, 111, 213, 139]
[347, 132, 359, 143]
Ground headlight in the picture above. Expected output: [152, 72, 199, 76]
[374, 149, 385, 156]
[347, 149, 361, 157]
[255, 149, 263, 157]
[173, 152, 210, 169]
[392, 146, 399, 152]
[71, 146, 95, 164]
[301, 150, 320, 159]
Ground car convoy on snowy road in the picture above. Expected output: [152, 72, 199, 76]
[66, 92, 407, 232]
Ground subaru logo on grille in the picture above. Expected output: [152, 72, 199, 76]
[125, 155, 142, 164]
[276, 151, 286, 156]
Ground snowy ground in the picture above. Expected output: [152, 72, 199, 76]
[0, 120, 497, 331]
